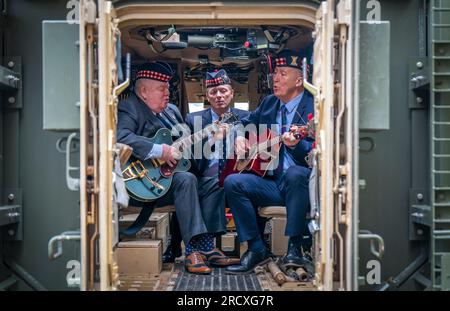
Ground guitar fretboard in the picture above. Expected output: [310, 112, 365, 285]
[172, 123, 218, 151]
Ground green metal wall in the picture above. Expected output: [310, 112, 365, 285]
[2, 0, 80, 290]
[358, 0, 428, 290]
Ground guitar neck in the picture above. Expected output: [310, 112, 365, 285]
[172, 123, 217, 150]
[256, 135, 282, 151]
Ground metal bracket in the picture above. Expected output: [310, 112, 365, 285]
[409, 188, 430, 241]
[2, 57, 22, 109]
[48, 231, 81, 260]
[409, 58, 429, 109]
[0, 65, 20, 91]
[336, 0, 351, 26]
[0, 205, 20, 226]
[358, 230, 385, 259]
[0, 188, 23, 241]
[83, 0, 97, 24]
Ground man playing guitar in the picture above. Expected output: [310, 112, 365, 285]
[224, 50, 315, 274]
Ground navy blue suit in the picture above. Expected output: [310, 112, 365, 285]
[187, 107, 250, 233]
[224, 91, 314, 243]
[185, 107, 250, 177]
[166, 107, 250, 243]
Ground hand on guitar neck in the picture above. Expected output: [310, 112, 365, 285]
[281, 125, 309, 148]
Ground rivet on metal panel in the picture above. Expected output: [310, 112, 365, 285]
[7, 61, 14, 68]
[417, 229, 423, 236]
[416, 193, 424, 201]
[416, 97, 423, 104]
[416, 61, 424, 69]
[8, 229, 15, 236]
[8, 97, 16, 104]
[7, 193, 15, 201]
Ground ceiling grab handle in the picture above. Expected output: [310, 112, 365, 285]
[302, 57, 318, 96]
[114, 53, 131, 97]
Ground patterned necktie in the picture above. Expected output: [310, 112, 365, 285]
[281, 105, 288, 135]
[275, 105, 288, 177]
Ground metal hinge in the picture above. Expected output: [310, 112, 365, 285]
[1, 58, 22, 109]
[82, 0, 97, 24]
[336, 0, 352, 26]
[409, 58, 429, 109]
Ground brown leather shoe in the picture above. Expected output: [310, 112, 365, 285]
[200, 248, 241, 267]
[185, 252, 212, 274]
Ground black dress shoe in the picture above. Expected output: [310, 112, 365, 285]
[225, 249, 271, 275]
[281, 243, 308, 268]
[162, 245, 182, 263]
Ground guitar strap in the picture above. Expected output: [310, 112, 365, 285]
[120, 203, 155, 236]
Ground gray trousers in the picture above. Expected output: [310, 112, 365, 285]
[196, 176, 226, 235]
[166, 176, 226, 248]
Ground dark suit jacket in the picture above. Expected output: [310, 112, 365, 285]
[117, 92, 184, 160]
[185, 107, 250, 177]
[240, 91, 314, 168]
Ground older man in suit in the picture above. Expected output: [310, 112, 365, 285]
[117, 61, 227, 274]
[163, 69, 248, 265]
[224, 50, 315, 274]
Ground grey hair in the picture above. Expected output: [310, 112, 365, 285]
[135, 79, 144, 95]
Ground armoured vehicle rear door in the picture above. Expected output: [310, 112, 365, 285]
[78, 0, 123, 291]
[311, 0, 359, 291]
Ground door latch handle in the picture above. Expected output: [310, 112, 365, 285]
[358, 230, 385, 259]
[65, 132, 80, 191]
[48, 231, 80, 260]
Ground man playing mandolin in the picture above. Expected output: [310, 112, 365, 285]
[117, 62, 237, 274]
[224, 50, 315, 274]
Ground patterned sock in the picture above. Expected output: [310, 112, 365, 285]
[195, 234, 215, 253]
[185, 238, 198, 256]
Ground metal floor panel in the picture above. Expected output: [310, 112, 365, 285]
[173, 264, 261, 291]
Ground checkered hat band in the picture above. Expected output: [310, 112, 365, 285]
[136, 70, 171, 82]
[206, 77, 224, 87]
[275, 58, 310, 75]
[275, 58, 287, 66]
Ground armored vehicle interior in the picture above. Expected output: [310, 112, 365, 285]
[115, 22, 316, 291]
